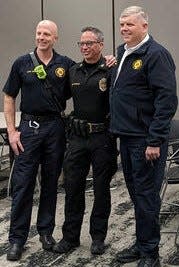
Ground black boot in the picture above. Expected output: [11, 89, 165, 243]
[39, 235, 56, 251]
[53, 238, 80, 254]
[90, 240, 106, 255]
[7, 243, 23, 261]
[137, 256, 161, 267]
[116, 243, 140, 263]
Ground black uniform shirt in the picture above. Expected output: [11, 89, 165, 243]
[69, 57, 112, 123]
[3, 49, 75, 115]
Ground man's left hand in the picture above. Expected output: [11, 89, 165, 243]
[105, 55, 117, 67]
[145, 146, 160, 161]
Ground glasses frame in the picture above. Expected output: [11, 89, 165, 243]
[77, 40, 101, 48]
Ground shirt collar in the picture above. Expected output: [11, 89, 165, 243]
[124, 34, 150, 53]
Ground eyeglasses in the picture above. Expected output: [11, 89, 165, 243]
[77, 41, 101, 48]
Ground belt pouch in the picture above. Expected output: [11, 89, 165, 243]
[79, 120, 88, 137]
[73, 119, 80, 136]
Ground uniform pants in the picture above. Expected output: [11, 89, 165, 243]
[9, 118, 66, 246]
[120, 136, 168, 257]
[62, 132, 117, 243]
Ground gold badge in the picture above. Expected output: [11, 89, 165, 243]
[55, 67, 65, 77]
[99, 78, 107, 92]
[132, 59, 142, 70]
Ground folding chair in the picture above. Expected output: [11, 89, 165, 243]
[0, 133, 10, 171]
[160, 119, 179, 248]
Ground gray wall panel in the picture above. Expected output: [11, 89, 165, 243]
[44, 0, 113, 62]
[0, 0, 41, 110]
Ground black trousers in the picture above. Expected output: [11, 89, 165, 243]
[62, 132, 117, 243]
[120, 136, 168, 257]
[9, 117, 66, 246]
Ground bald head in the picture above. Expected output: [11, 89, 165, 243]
[36, 20, 58, 38]
[35, 20, 59, 52]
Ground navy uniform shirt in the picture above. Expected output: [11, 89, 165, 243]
[3, 49, 75, 115]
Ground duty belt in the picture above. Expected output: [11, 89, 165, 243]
[87, 122, 106, 133]
[21, 113, 60, 122]
[68, 116, 108, 137]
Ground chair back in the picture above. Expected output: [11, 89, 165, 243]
[169, 119, 179, 141]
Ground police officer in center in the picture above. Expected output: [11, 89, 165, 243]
[53, 26, 118, 255]
[3, 20, 75, 261]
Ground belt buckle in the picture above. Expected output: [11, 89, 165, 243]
[87, 123, 93, 133]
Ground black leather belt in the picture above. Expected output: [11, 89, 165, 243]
[21, 113, 60, 122]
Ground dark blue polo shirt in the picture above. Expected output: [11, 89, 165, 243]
[3, 49, 75, 115]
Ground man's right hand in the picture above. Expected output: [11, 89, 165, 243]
[8, 130, 24, 155]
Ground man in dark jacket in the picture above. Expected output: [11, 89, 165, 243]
[110, 6, 178, 267]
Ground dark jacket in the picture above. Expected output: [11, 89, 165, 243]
[110, 36, 178, 146]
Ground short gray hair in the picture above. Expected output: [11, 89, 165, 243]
[120, 6, 148, 23]
[81, 26, 104, 42]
